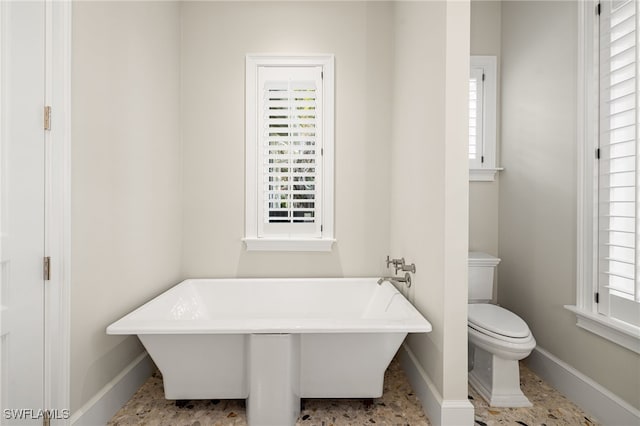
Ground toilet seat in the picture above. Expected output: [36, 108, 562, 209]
[467, 304, 537, 360]
[468, 304, 531, 344]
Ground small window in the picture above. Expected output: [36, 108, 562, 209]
[244, 55, 335, 251]
[469, 56, 499, 181]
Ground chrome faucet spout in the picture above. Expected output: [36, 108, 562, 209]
[377, 273, 412, 288]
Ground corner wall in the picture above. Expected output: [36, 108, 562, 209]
[499, 0, 640, 410]
[390, 1, 472, 421]
[71, 1, 183, 413]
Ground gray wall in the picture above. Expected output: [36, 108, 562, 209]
[499, 0, 640, 410]
[180, 1, 392, 279]
[71, 1, 183, 413]
[469, 0, 501, 257]
[391, 0, 470, 401]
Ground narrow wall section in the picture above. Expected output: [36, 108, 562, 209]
[499, 0, 640, 410]
[390, 1, 471, 421]
[71, 1, 183, 413]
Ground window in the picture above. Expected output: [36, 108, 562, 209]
[569, 0, 639, 353]
[469, 56, 500, 181]
[244, 55, 335, 251]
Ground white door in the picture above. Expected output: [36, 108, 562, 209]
[0, 1, 47, 424]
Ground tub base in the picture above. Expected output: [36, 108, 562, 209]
[247, 334, 301, 426]
[139, 332, 407, 426]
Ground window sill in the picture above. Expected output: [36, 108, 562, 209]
[564, 305, 640, 354]
[243, 238, 336, 252]
[470, 168, 504, 182]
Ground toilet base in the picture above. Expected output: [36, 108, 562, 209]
[468, 344, 532, 408]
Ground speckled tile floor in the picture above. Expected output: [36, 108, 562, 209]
[109, 357, 599, 426]
[468, 362, 599, 426]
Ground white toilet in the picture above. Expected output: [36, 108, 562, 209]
[468, 251, 536, 407]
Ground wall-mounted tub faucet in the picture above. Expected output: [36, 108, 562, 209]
[377, 273, 412, 288]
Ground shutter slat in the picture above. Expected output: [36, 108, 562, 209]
[610, 14, 635, 40]
[609, 61, 636, 84]
[605, 256, 636, 265]
[606, 76, 635, 100]
[267, 208, 315, 212]
[606, 45, 636, 71]
[610, 30, 636, 56]
[607, 92, 636, 115]
[264, 155, 317, 161]
[265, 191, 316, 195]
[610, 0, 635, 26]
[265, 173, 316, 177]
[602, 270, 635, 281]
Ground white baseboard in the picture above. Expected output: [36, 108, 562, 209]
[526, 346, 640, 426]
[70, 352, 154, 426]
[399, 343, 474, 426]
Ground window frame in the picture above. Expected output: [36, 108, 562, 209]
[469, 55, 501, 182]
[567, 0, 640, 354]
[244, 54, 335, 252]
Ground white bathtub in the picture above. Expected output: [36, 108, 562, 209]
[107, 278, 431, 426]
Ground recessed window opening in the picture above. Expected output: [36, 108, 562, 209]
[469, 56, 499, 181]
[244, 55, 335, 251]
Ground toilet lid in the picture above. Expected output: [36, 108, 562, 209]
[468, 304, 530, 339]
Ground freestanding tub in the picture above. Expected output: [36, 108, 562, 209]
[107, 278, 431, 426]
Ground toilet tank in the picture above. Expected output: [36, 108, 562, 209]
[468, 251, 501, 303]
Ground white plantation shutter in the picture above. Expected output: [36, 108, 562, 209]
[257, 66, 323, 238]
[469, 67, 484, 168]
[598, 0, 640, 325]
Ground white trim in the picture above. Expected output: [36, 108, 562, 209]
[564, 305, 640, 354]
[245, 54, 335, 251]
[398, 344, 474, 426]
[527, 346, 640, 426]
[576, 0, 599, 320]
[45, 0, 72, 422]
[469, 168, 503, 182]
[70, 352, 154, 426]
[243, 237, 335, 252]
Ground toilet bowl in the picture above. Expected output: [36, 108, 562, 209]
[467, 252, 536, 407]
[468, 303, 536, 407]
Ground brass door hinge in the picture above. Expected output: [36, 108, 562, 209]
[44, 256, 51, 281]
[44, 106, 51, 131]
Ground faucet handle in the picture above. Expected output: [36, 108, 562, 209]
[393, 257, 405, 274]
[401, 263, 416, 274]
[386, 256, 412, 274]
